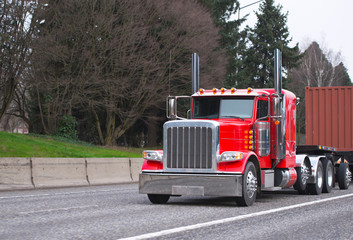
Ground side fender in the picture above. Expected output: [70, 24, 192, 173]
[296, 154, 310, 168]
[306, 155, 325, 184]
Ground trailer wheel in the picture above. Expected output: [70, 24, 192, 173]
[322, 159, 334, 193]
[338, 163, 351, 190]
[293, 161, 310, 194]
[307, 160, 323, 195]
[236, 162, 257, 206]
[147, 194, 170, 204]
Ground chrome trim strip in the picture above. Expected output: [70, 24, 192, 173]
[139, 172, 242, 197]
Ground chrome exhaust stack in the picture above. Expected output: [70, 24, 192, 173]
[272, 49, 286, 165]
[192, 53, 199, 94]
[274, 49, 282, 95]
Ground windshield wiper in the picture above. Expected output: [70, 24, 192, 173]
[221, 116, 245, 121]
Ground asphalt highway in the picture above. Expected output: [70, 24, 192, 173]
[0, 183, 352, 240]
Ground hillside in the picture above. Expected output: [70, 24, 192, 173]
[0, 131, 142, 158]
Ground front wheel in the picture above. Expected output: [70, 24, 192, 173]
[236, 162, 257, 207]
[147, 194, 170, 204]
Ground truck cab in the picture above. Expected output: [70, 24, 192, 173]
[140, 86, 298, 206]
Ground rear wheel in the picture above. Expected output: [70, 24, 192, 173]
[236, 162, 257, 206]
[147, 194, 170, 204]
[322, 159, 334, 193]
[293, 161, 310, 194]
[307, 160, 323, 195]
[338, 163, 351, 190]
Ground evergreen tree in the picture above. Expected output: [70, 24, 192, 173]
[199, 0, 249, 88]
[335, 63, 352, 86]
[243, 0, 300, 89]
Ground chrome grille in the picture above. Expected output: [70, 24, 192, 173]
[163, 120, 219, 173]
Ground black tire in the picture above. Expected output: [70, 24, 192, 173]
[338, 163, 350, 190]
[322, 159, 334, 193]
[307, 160, 323, 195]
[236, 162, 257, 207]
[293, 162, 310, 194]
[147, 194, 170, 204]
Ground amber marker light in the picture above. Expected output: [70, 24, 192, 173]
[247, 87, 253, 94]
[213, 88, 218, 94]
[199, 88, 204, 95]
[231, 88, 236, 94]
[274, 120, 280, 125]
[221, 88, 226, 94]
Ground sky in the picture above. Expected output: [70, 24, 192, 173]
[238, 0, 353, 81]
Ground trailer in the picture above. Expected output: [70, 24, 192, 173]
[304, 86, 353, 190]
[139, 50, 352, 206]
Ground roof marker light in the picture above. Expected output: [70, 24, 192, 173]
[213, 88, 218, 94]
[231, 88, 236, 94]
[221, 88, 226, 94]
[199, 88, 205, 95]
[247, 87, 253, 94]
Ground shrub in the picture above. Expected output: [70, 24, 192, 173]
[56, 115, 78, 140]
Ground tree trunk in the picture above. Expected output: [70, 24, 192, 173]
[146, 118, 158, 147]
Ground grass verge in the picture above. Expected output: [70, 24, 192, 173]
[0, 131, 143, 158]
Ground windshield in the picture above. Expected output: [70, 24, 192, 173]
[193, 97, 254, 119]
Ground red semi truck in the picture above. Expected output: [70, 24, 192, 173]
[139, 50, 352, 206]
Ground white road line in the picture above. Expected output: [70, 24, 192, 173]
[19, 205, 98, 215]
[0, 188, 135, 200]
[118, 193, 353, 240]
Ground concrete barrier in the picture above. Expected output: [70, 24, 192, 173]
[0, 158, 33, 190]
[130, 158, 144, 182]
[86, 158, 132, 185]
[0, 157, 145, 190]
[31, 158, 88, 188]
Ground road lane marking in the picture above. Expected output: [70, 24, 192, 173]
[0, 188, 135, 200]
[118, 192, 353, 240]
[18, 205, 98, 215]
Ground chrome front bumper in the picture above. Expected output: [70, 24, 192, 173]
[139, 172, 243, 197]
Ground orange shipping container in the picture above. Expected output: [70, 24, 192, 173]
[305, 86, 353, 151]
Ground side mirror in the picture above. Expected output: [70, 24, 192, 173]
[296, 97, 300, 106]
[167, 96, 192, 120]
[167, 97, 177, 119]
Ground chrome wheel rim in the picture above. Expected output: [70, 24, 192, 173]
[327, 164, 333, 187]
[346, 168, 352, 185]
[246, 170, 257, 198]
[317, 166, 323, 189]
[301, 164, 310, 185]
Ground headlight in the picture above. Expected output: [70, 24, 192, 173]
[143, 151, 163, 161]
[218, 151, 243, 162]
